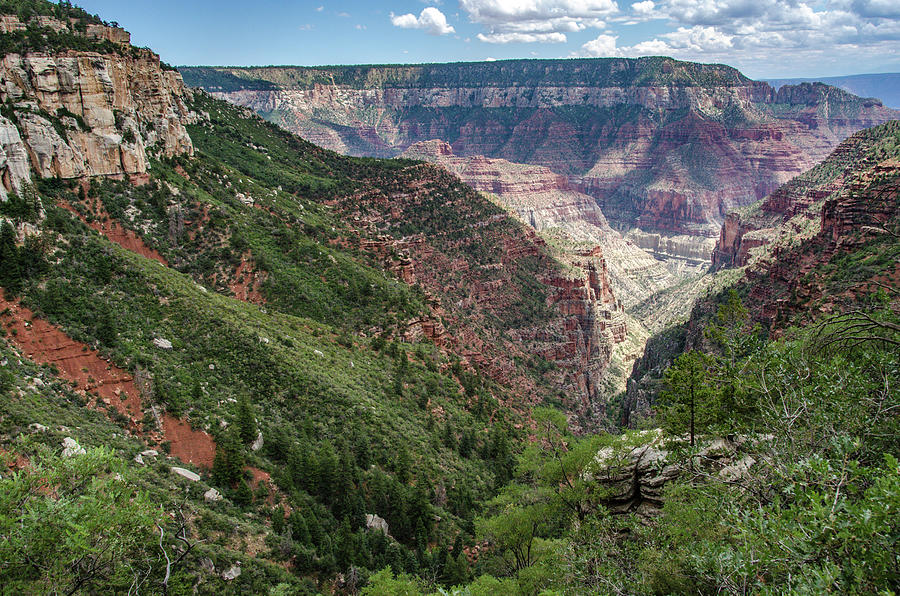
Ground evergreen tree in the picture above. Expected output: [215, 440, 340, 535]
[235, 392, 257, 445]
[0, 219, 21, 292]
[212, 427, 244, 487]
[289, 511, 311, 545]
[658, 350, 716, 446]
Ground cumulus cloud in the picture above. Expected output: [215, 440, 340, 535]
[461, 0, 618, 43]
[581, 33, 621, 55]
[391, 7, 456, 35]
[575, 0, 900, 75]
[632, 0, 656, 16]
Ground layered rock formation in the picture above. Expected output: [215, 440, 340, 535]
[625, 121, 900, 426]
[183, 58, 898, 261]
[0, 26, 194, 197]
[402, 139, 611, 242]
[712, 120, 900, 271]
[399, 139, 696, 331]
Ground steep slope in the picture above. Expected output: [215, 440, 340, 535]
[625, 120, 900, 425]
[0, 5, 650, 591]
[0, 23, 193, 190]
[400, 139, 699, 397]
[183, 59, 899, 261]
[712, 120, 900, 271]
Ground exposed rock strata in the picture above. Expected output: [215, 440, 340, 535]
[186, 59, 898, 245]
[712, 120, 900, 271]
[0, 38, 194, 196]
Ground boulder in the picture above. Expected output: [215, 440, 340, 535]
[152, 337, 173, 350]
[170, 466, 200, 482]
[204, 488, 223, 502]
[222, 565, 241, 581]
[251, 431, 263, 452]
[28, 423, 48, 433]
[365, 513, 390, 535]
[61, 437, 86, 457]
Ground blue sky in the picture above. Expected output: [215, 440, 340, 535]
[75, 0, 900, 78]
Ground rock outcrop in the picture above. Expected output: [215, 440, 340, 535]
[591, 431, 762, 516]
[184, 58, 898, 250]
[403, 139, 612, 242]
[0, 24, 195, 196]
[712, 119, 900, 272]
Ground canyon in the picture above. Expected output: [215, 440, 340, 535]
[183, 58, 898, 262]
[182, 58, 899, 403]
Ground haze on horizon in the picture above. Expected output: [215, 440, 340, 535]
[75, 0, 900, 80]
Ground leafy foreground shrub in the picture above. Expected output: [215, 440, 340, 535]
[0, 445, 159, 594]
[356, 299, 900, 595]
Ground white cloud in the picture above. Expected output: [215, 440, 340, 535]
[391, 7, 456, 35]
[461, 0, 618, 43]
[851, 0, 900, 19]
[316, 5, 324, 11]
[581, 33, 622, 55]
[298, 24, 313, 31]
[478, 31, 569, 42]
[461, 0, 618, 22]
[665, 25, 734, 51]
[632, 0, 656, 16]
[573, 0, 900, 75]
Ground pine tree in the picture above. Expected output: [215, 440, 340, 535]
[659, 350, 716, 446]
[0, 219, 20, 292]
[212, 427, 244, 487]
[235, 393, 257, 445]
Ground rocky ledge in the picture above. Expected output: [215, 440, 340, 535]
[0, 36, 195, 198]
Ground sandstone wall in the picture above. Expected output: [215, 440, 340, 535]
[0, 48, 194, 198]
[207, 75, 898, 242]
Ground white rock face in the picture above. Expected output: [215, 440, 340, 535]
[204, 488, 223, 502]
[29, 422, 48, 433]
[251, 431, 264, 452]
[365, 513, 390, 535]
[0, 115, 31, 200]
[61, 437, 86, 457]
[0, 48, 195, 196]
[152, 337, 173, 350]
[170, 466, 200, 482]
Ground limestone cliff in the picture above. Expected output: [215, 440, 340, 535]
[183, 58, 898, 260]
[402, 139, 612, 241]
[0, 27, 194, 198]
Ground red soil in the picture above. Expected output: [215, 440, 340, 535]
[161, 415, 216, 468]
[229, 253, 267, 304]
[0, 295, 215, 468]
[60, 200, 169, 266]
